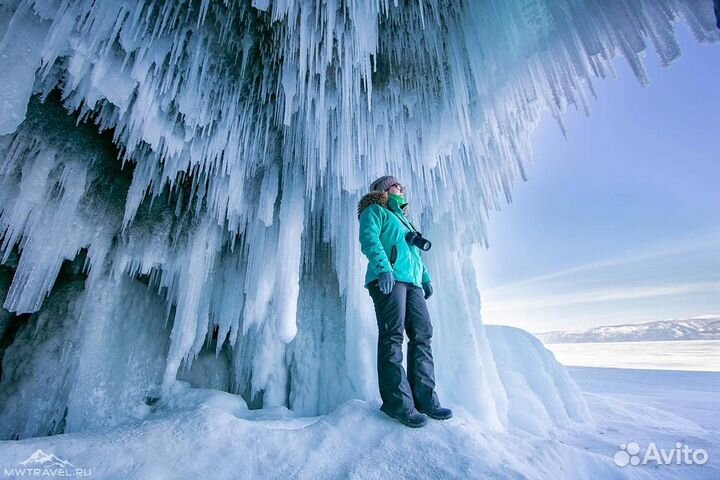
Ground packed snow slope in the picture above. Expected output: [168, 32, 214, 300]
[0, 0, 719, 442]
[1, 365, 718, 478]
[1, 327, 717, 480]
[0, 398, 665, 480]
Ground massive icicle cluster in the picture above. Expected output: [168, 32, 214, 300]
[0, 0, 717, 438]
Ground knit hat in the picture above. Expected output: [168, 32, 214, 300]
[369, 175, 400, 192]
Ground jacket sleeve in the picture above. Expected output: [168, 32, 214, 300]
[421, 259, 431, 284]
[359, 205, 393, 274]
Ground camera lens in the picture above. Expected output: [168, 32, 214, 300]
[417, 238, 432, 251]
[406, 232, 432, 251]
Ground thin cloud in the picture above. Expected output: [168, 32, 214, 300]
[483, 230, 720, 295]
[487, 280, 720, 311]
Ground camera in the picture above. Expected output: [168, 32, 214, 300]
[406, 231, 432, 251]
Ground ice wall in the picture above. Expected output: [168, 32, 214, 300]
[0, 0, 718, 438]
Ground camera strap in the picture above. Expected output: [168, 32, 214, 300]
[388, 208, 418, 233]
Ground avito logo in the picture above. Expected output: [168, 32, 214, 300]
[614, 442, 709, 467]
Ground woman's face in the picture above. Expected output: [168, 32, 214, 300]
[386, 183, 404, 196]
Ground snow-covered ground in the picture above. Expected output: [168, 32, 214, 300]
[1, 360, 717, 479]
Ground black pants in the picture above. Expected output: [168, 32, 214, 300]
[368, 280, 440, 414]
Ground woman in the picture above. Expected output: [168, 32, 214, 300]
[357, 175, 453, 428]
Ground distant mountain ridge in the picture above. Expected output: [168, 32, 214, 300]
[536, 316, 720, 344]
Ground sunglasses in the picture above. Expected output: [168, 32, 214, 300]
[385, 183, 404, 192]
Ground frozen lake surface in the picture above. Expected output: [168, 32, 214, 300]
[543, 340, 720, 372]
[569, 366, 720, 433]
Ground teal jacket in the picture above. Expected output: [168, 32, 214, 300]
[357, 191, 431, 289]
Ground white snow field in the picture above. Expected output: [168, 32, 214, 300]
[0, 1, 719, 479]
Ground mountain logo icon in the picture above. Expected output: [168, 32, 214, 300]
[19, 449, 76, 468]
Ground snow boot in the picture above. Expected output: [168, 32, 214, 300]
[417, 405, 453, 420]
[380, 405, 428, 428]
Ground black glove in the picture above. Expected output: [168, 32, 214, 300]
[422, 281, 433, 300]
[378, 272, 395, 294]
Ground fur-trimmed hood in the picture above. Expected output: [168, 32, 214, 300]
[357, 191, 408, 218]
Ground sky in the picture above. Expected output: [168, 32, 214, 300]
[473, 24, 720, 334]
